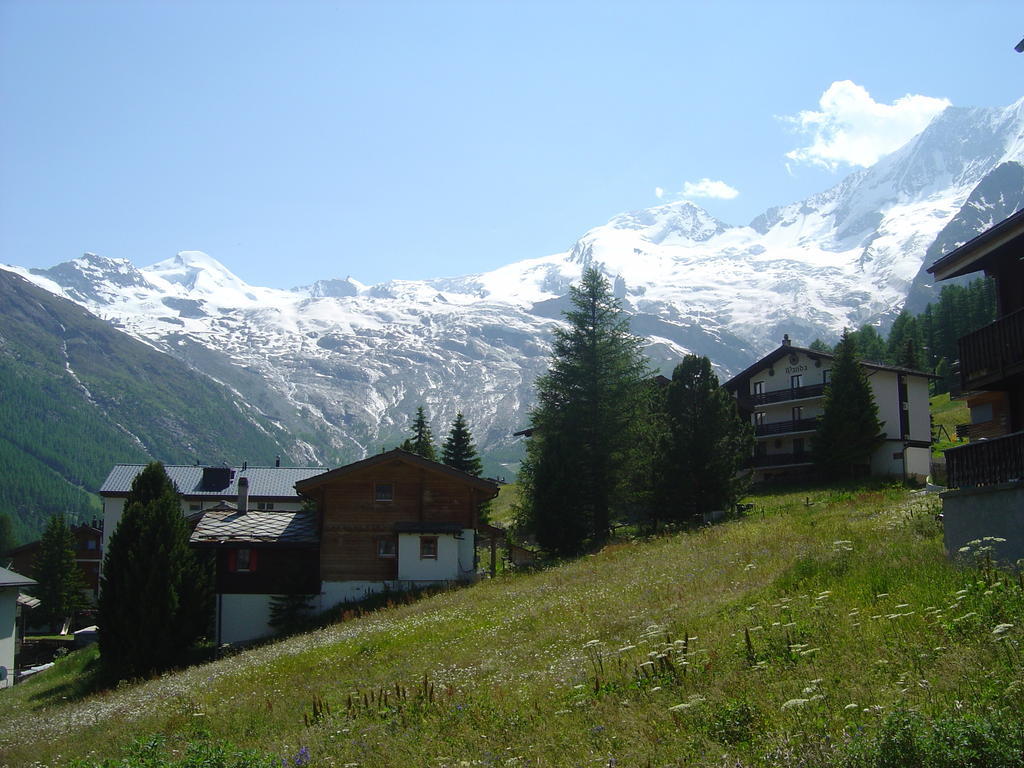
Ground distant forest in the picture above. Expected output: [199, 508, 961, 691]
[814, 277, 996, 394]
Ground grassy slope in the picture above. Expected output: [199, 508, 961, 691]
[929, 392, 968, 457]
[3, 483, 1023, 767]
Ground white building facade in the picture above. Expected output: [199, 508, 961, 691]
[725, 337, 934, 482]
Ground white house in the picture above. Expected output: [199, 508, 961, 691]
[724, 335, 934, 482]
[0, 566, 36, 687]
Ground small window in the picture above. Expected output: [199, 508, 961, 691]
[257, 501, 275, 511]
[86, 539, 97, 550]
[420, 536, 438, 560]
[752, 381, 764, 396]
[791, 374, 803, 389]
[377, 538, 396, 558]
[375, 483, 394, 502]
[236, 548, 252, 572]
[792, 406, 803, 422]
[823, 369, 831, 384]
[754, 412, 765, 426]
[229, 548, 257, 573]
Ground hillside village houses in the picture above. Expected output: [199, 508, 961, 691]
[100, 450, 497, 644]
[928, 208, 1024, 564]
[725, 337, 934, 483]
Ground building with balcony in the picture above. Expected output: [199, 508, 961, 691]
[725, 336, 933, 483]
[928, 209, 1024, 563]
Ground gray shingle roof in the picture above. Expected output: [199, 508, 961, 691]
[0, 566, 36, 588]
[99, 464, 326, 499]
[190, 510, 319, 545]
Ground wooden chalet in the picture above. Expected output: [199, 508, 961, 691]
[928, 208, 1024, 562]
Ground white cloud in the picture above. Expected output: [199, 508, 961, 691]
[680, 178, 740, 200]
[783, 80, 950, 170]
[654, 186, 665, 199]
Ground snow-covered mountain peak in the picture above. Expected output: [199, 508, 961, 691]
[602, 200, 732, 245]
[142, 250, 274, 307]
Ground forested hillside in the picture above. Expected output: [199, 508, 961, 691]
[0, 270, 296, 545]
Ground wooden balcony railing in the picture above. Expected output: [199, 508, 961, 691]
[751, 382, 827, 406]
[958, 307, 1024, 389]
[946, 430, 1024, 489]
[754, 417, 819, 437]
[749, 452, 813, 468]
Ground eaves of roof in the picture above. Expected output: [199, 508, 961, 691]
[928, 208, 1024, 281]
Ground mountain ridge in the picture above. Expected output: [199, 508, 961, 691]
[4, 98, 1024, 472]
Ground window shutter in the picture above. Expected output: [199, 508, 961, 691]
[249, 548, 259, 572]
[227, 549, 237, 573]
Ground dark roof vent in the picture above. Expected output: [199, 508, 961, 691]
[200, 466, 233, 491]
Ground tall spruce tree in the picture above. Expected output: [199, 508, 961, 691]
[32, 515, 87, 632]
[98, 462, 211, 681]
[0, 513, 15, 558]
[402, 406, 438, 461]
[516, 267, 652, 555]
[813, 330, 885, 479]
[653, 356, 752, 524]
[442, 413, 483, 476]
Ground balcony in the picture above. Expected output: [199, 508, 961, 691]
[750, 382, 826, 406]
[946, 430, 1024, 489]
[958, 307, 1024, 390]
[750, 452, 813, 468]
[754, 417, 819, 437]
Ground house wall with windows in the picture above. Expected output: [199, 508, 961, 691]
[297, 449, 497, 603]
[726, 337, 934, 482]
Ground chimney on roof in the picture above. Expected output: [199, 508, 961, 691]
[275, 455, 281, 468]
[782, 334, 791, 347]
[238, 476, 249, 514]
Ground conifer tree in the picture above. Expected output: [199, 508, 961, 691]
[441, 413, 484, 476]
[653, 356, 752, 524]
[98, 462, 211, 681]
[32, 514, 87, 632]
[516, 267, 652, 555]
[403, 407, 438, 461]
[813, 330, 885, 479]
[0, 513, 15, 558]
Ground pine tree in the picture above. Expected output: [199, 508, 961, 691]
[808, 339, 833, 353]
[813, 330, 886, 479]
[98, 462, 212, 681]
[0, 513, 15, 557]
[441, 413, 484, 476]
[32, 515, 88, 632]
[516, 267, 652, 555]
[404, 407, 438, 461]
[653, 356, 753, 524]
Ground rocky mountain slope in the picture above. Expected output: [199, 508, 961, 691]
[4, 98, 1023, 473]
[0, 270, 294, 542]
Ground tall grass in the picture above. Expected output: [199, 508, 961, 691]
[2, 482, 1022, 767]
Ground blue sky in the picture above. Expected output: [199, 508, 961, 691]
[1, 1, 1021, 288]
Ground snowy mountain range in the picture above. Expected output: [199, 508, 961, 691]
[4, 98, 1024, 470]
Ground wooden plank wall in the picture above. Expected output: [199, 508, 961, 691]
[319, 459, 478, 582]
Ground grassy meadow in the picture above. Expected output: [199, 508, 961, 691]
[929, 393, 968, 457]
[3, 482, 1023, 767]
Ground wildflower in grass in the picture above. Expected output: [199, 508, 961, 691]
[993, 623, 1015, 637]
[781, 698, 809, 710]
[669, 695, 706, 711]
[844, 703, 858, 710]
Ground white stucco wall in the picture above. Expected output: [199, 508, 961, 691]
[217, 594, 274, 645]
[0, 588, 17, 687]
[397, 531, 474, 581]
